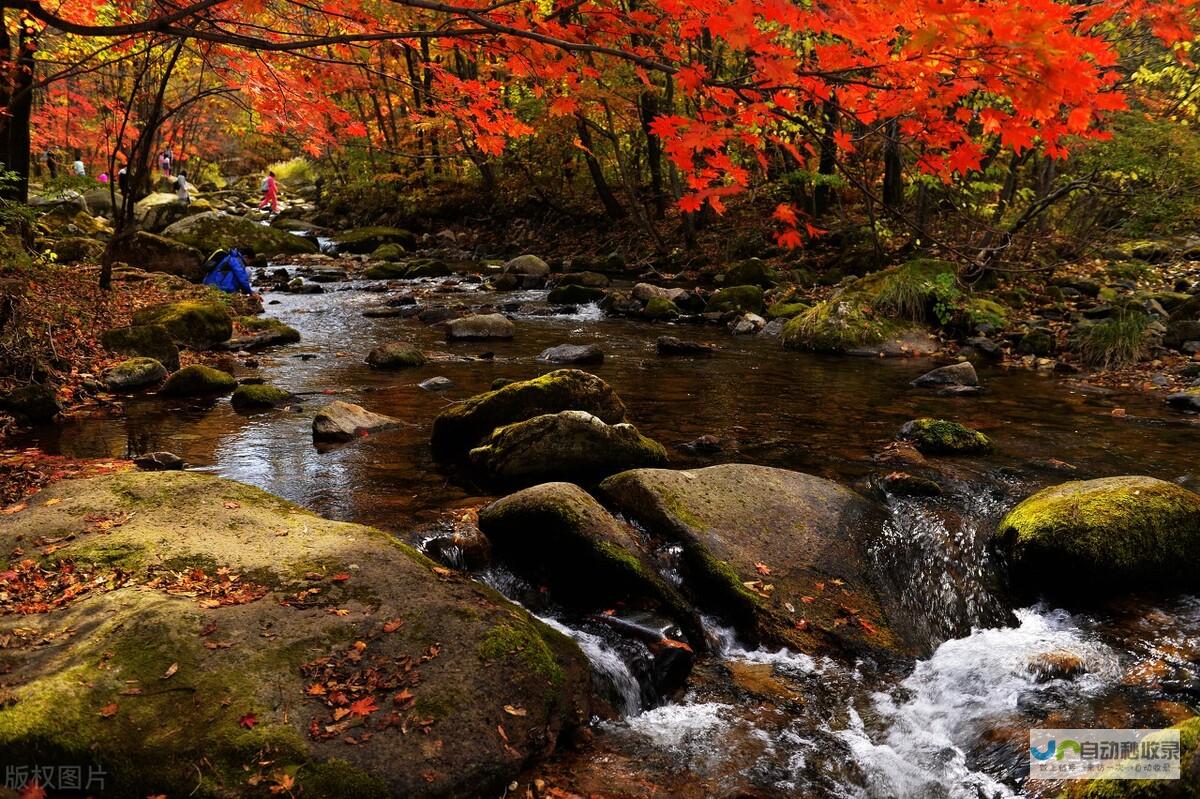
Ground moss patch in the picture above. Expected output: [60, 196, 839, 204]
[707, 285, 764, 314]
[231, 383, 292, 409]
[897, 418, 991, 455]
[159, 364, 237, 396]
[132, 301, 233, 350]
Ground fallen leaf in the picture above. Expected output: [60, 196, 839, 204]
[43, 498, 61, 506]
[239, 712, 257, 729]
[382, 619, 404, 633]
[331, 572, 350, 582]
[223, 501, 241, 509]
[161, 662, 178, 680]
[348, 696, 378, 717]
[503, 704, 527, 716]
[3, 502, 28, 515]
[754, 562, 772, 575]
[307, 683, 328, 696]
[431, 566, 452, 577]
[394, 688, 415, 706]
[99, 702, 118, 718]
[497, 723, 508, 742]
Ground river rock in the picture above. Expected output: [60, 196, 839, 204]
[846, 329, 940, 358]
[502, 254, 550, 278]
[419, 376, 454, 391]
[547, 284, 606, 304]
[52, 236, 105, 263]
[134, 191, 202, 232]
[0, 471, 589, 798]
[632, 283, 687, 304]
[445, 314, 516, 341]
[469, 410, 667, 483]
[132, 451, 185, 470]
[330, 226, 415, 254]
[0, 383, 61, 423]
[729, 312, 765, 335]
[159, 364, 237, 396]
[897, 418, 991, 455]
[431, 369, 627, 457]
[642, 297, 680, 320]
[217, 316, 301, 351]
[1167, 388, 1200, 412]
[132, 301, 233, 350]
[230, 383, 292, 409]
[477, 482, 700, 643]
[555, 271, 609, 288]
[109, 231, 206, 281]
[536, 344, 604, 365]
[365, 342, 427, 369]
[721, 258, 776, 288]
[707, 285, 764, 315]
[313, 400, 402, 441]
[995, 476, 1200, 595]
[912, 361, 979, 388]
[162, 211, 318, 257]
[103, 357, 168, 391]
[656, 336, 715, 357]
[600, 464, 924, 657]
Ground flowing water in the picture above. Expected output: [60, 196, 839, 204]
[21, 267, 1200, 797]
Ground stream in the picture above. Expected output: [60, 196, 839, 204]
[21, 266, 1200, 797]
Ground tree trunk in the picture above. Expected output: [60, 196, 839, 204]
[575, 114, 625, 220]
[6, 22, 34, 203]
[813, 100, 839, 217]
[882, 119, 903, 211]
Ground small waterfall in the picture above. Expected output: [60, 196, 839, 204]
[540, 616, 643, 716]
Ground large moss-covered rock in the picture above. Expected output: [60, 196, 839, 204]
[994, 476, 1200, 594]
[0, 384, 61, 423]
[159, 364, 237, 396]
[109, 231, 206, 282]
[431, 369, 627, 457]
[502, 254, 550, 278]
[706, 285, 764, 315]
[220, 316, 300, 351]
[162, 211, 317, 257]
[781, 299, 899, 353]
[548, 284, 607, 304]
[0, 471, 589, 799]
[132, 301, 232, 350]
[52, 236, 105, 263]
[101, 324, 181, 371]
[478, 482, 700, 642]
[898, 418, 991, 455]
[469, 411, 668, 484]
[365, 342, 427, 369]
[331, 226, 414, 255]
[599, 464, 924, 658]
[721, 258, 776, 288]
[103, 357, 167, 391]
[230, 383, 292, 409]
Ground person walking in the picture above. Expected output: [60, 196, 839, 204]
[116, 166, 129, 194]
[174, 171, 190, 205]
[258, 171, 279, 214]
[72, 150, 86, 177]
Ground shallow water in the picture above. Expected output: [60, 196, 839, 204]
[24, 270, 1200, 797]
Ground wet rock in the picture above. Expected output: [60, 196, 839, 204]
[878, 471, 943, 497]
[963, 336, 1003, 362]
[1026, 651, 1087, 683]
[217, 316, 301, 351]
[632, 283, 687, 304]
[419, 376, 453, 391]
[600, 464, 924, 657]
[760, 317, 788, 338]
[432, 369, 626, 457]
[536, 343, 604, 365]
[362, 306, 421, 319]
[995, 476, 1200, 595]
[478, 482, 700, 642]
[1167, 388, 1200, 412]
[937, 385, 983, 397]
[230, 383, 292, 409]
[445, 313, 515, 341]
[162, 211, 318, 257]
[132, 301, 232, 350]
[554, 271, 610, 288]
[159, 364, 238, 396]
[706, 285, 764, 315]
[469, 410, 668, 483]
[679, 434, 722, 454]
[547, 284, 606, 304]
[405, 258, 452, 279]
[721, 258, 776, 288]
[729, 313, 766, 335]
[656, 336, 715, 357]
[1016, 328, 1056, 356]
[912, 361, 978, 388]
[331, 226, 414, 254]
[0, 471, 589, 799]
[103, 357, 167, 391]
[52, 235, 106, 263]
[1165, 320, 1200, 351]
[490, 378, 516, 390]
[312, 400, 402, 442]
[0, 383, 61, 423]
[132, 451, 185, 470]
[897, 418, 991, 455]
[365, 342, 427, 369]
[502, 254, 550, 278]
[370, 242, 405, 261]
[641, 297, 680, 320]
[846, 329, 940, 358]
[487, 273, 521, 292]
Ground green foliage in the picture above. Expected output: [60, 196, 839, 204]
[268, 156, 316, 187]
[869, 258, 957, 322]
[1076, 311, 1151, 369]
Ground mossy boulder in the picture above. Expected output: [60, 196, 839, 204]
[548, 284, 607, 304]
[365, 342, 427, 369]
[766, 301, 810, 320]
[599, 464, 925, 658]
[502, 254, 550, 278]
[0, 471, 589, 799]
[331, 226, 415, 255]
[221, 316, 301, 351]
[555, 271, 609, 288]
[404, 258, 451, 278]
[469, 410, 668, 485]
[431, 369, 627, 458]
[52, 236, 106, 263]
[132, 301, 233, 350]
[369, 243, 405, 261]
[101, 324, 180, 371]
[362, 261, 409, 279]
[897, 418, 991, 455]
[781, 299, 899, 353]
[478, 482, 700, 643]
[994, 476, 1200, 595]
[109, 231, 206, 281]
[445, 314, 516, 341]
[103, 357, 167, 392]
[159, 364, 237, 396]
[134, 192, 203, 233]
[1016, 329, 1056, 356]
[230, 383, 292, 409]
[642, 297, 680, 320]
[721, 258, 776, 288]
[706, 285, 764, 315]
[161, 212, 318, 258]
[0, 383, 61, 423]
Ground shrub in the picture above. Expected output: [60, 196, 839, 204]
[1076, 311, 1151, 369]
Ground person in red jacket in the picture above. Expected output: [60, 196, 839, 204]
[258, 170, 279, 214]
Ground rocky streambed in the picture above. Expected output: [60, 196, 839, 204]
[8, 256, 1200, 798]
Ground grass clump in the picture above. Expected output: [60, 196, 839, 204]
[1076, 311, 1151, 369]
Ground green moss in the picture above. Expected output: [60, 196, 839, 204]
[865, 258, 956, 321]
[766, 301, 810, 320]
[363, 262, 409, 279]
[132, 301, 233, 350]
[898, 418, 991, 455]
[707, 285, 764, 314]
[365, 342, 427, 369]
[67, 541, 150, 572]
[334, 226, 414, 254]
[100, 324, 180, 371]
[962, 298, 1008, 329]
[1071, 717, 1200, 798]
[300, 758, 392, 798]
[404, 258, 450, 278]
[235, 316, 300, 343]
[722, 258, 776, 288]
[781, 298, 898, 352]
[478, 620, 564, 690]
[159, 364, 237, 396]
[643, 297, 680, 319]
[231, 383, 292, 409]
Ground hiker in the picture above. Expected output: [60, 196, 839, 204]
[258, 171, 279, 214]
[201, 248, 260, 300]
[44, 149, 57, 179]
[116, 166, 129, 194]
[97, 172, 109, 184]
[72, 150, 86, 177]
[174, 171, 190, 205]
